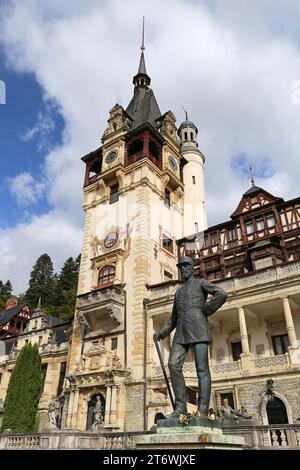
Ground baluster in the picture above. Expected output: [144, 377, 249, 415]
[280, 430, 287, 447]
[271, 430, 279, 447]
[262, 430, 271, 447]
[295, 430, 300, 447]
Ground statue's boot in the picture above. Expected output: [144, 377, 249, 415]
[165, 408, 187, 419]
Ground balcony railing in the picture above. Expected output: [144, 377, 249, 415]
[252, 354, 289, 371]
[147, 261, 300, 300]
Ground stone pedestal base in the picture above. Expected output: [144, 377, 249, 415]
[135, 417, 245, 450]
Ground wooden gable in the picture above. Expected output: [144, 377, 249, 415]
[231, 186, 283, 218]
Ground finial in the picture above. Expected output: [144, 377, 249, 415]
[182, 106, 188, 121]
[141, 16, 145, 52]
[35, 297, 42, 311]
[249, 165, 255, 187]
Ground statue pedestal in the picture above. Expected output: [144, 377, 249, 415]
[135, 417, 245, 450]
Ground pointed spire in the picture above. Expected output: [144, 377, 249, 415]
[35, 297, 42, 311]
[133, 17, 151, 89]
[249, 165, 255, 187]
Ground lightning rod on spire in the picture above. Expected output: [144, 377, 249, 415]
[249, 165, 255, 187]
[182, 106, 188, 121]
[141, 16, 145, 52]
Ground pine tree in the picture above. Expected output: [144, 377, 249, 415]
[1, 344, 42, 433]
[58, 257, 80, 291]
[24, 254, 55, 309]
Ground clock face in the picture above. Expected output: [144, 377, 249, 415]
[168, 154, 178, 172]
[105, 149, 118, 165]
[104, 229, 118, 249]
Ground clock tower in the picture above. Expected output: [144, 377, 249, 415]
[67, 44, 207, 432]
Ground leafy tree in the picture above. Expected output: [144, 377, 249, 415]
[0, 280, 13, 310]
[24, 254, 55, 309]
[1, 344, 42, 433]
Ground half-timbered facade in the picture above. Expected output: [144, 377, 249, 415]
[146, 185, 300, 429]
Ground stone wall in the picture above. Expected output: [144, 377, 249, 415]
[233, 374, 300, 424]
[125, 383, 145, 431]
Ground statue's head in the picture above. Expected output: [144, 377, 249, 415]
[176, 256, 194, 280]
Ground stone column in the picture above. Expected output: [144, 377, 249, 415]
[282, 297, 300, 365]
[238, 306, 252, 372]
[146, 315, 155, 376]
[104, 385, 111, 428]
[238, 307, 250, 354]
[110, 385, 117, 426]
[65, 390, 75, 428]
[283, 297, 297, 348]
[70, 388, 80, 428]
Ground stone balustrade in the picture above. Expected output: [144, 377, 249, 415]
[1, 425, 300, 449]
[252, 354, 289, 371]
[148, 261, 300, 300]
[255, 425, 300, 448]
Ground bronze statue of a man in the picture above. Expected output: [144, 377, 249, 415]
[154, 256, 227, 417]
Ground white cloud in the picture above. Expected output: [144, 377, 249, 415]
[0, 0, 300, 292]
[8, 172, 45, 206]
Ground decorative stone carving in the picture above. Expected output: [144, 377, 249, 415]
[254, 355, 288, 368]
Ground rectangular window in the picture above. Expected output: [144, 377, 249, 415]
[231, 341, 242, 361]
[267, 213, 275, 228]
[219, 392, 235, 410]
[164, 270, 173, 282]
[38, 336, 43, 346]
[195, 222, 199, 232]
[192, 176, 196, 185]
[57, 362, 67, 396]
[111, 337, 118, 351]
[162, 234, 173, 254]
[272, 334, 289, 355]
[164, 190, 170, 209]
[41, 363, 48, 394]
[256, 217, 264, 231]
[210, 232, 218, 246]
[110, 184, 119, 204]
[245, 220, 254, 234]
[228, 228, 237, 241]
[251, 196, 258, 204]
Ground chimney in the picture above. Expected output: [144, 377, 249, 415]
[5, 297, 18, 310]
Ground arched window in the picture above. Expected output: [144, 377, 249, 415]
[98, 265, 115, 286]
[267, 397, 288, 425]
[154, 413, 165, 424]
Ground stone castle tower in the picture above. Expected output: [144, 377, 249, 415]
[66, 45, 207, 431]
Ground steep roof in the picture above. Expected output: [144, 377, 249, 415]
[0, 304, 27, 327]
[126, 87, 161, 130]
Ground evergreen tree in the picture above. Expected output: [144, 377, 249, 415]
[58, 256, 80, 291]
[1, 344, 42, 433]
[0, 280, 13, 310]
[24, 254, 55, 309]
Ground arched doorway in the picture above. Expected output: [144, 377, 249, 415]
[86, 394, 105, 430]
[154, 412, 165, 424]
[267, 397, 288, 425]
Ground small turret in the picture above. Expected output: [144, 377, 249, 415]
[178, 112, 207, 236]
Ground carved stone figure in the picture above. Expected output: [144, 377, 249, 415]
[48, 396, 58, 429]
[91, 396, 104, 431]
[154, 256, 227, 417]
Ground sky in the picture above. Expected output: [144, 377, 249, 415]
[0, 0, 300, 293]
